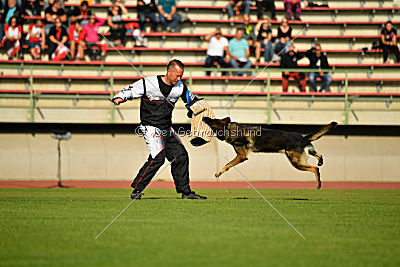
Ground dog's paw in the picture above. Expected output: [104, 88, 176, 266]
[317, 181, 321, 190]
[318, 158, 324, 166]
[215, 172, 221, 178]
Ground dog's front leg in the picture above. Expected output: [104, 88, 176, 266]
[215, 155, 248, 178]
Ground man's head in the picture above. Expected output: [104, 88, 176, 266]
[243, 17, 250, 26]
[314, 43, 322, 57]
[261, 18, 270, 28]
[288, 44, 295, 56]
[8, 0, 16, 8]
[55, 17, 62, 28]
[235, 28, 243, 40]
[165, 59, 184, 86]
[53, 0, 62, 10]
[81, 1, 89, 11]
[385, 21, 393, 31]
[215, 27, 222, 40]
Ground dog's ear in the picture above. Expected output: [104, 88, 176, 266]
[222, 117, 231, 125]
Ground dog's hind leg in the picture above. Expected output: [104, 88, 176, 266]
[286, 150, 322, 189]
[215, 146, 248, 178]
[306, 144, 323, 166]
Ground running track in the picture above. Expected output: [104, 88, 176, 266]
[0, 180, 399, 189]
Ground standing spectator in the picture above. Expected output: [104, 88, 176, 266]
[380, 21, 400, 63]
[204, 28, 230, 76]
[274, 17, 292, 55]
[241, 16, 256, 48]
[157, 0, 181, 32]
[255, 18, 274, 63]
[1, 16, 21, 59]
[280, 44, 306, 92]
[256, 0, 276, 20]
[305, 43, 332, 92]
[284, 0, 302, 21]
[68, 1, 92, 26]
[48, 17, 69, 60]
[83, 14, 107, 60]
[68, 20, 85, 60]
[227, 0, 250, 21]
[44, 0, 67, 35]
[26, 18, 45, 59]
[0, 0, 23, 41]
[107, 0, 128, 47]
[227, 28, 252, 76]
[137, 0, 159, 32]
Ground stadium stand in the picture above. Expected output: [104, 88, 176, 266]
[0, 0, 399, 125]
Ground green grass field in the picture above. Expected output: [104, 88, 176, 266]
[1, 188, 399, 266]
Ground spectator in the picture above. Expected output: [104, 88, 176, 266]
[68, 20, 85, 60]
[305, 43, 332, 92]
[26, 18, 45, 59]
[274, 17, 292, 55]
[380, 21, 400, 63]
[0, 0, 23, 41]
[256, 0, 276, 20]
[107, 0, 128, 47]
[280, 44, 306, 92]
[68, 1, 91, 26]
[1, 16, 21, 59]
[44, 0, 67, 35]
[137, 0, 159, 32]
[23, 0, 41, 16]
[255, 18, 274, 63]
[227, 0, 250, 21]
[48, 17, 69, 60]
[284, 0, 301, 21]
[241, 16, 256, 48]
[83, 14, 107, 60]
[44, 0, 64, 10]
[204, 28, 230, 76]
[227, 28, 252, 76]
[157, 0, 181, 32]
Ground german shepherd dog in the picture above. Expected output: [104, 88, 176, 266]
[203, 117, 338, 189]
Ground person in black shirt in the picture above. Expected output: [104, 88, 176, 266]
[44, 0, 67, 35]
[280, 44, 306, 92]
[48, 17, 68, 60]
[274, 17, 292, 54]
[112, 59, 207, 200]
[255, 18, 273, 62]
[137, 0, 159, 32]
[68, 0, 92, 25]
[107, 0, 128, 47]
[380, 21, 400, 63]
[305, 43, 332, 92]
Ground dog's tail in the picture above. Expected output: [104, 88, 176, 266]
[304, 122, 338, 142]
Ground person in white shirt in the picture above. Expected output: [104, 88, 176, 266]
[204, 28, 230, 76]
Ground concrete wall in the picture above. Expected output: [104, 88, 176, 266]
[1, 133, 399, 182]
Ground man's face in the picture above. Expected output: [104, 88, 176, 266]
[243, 18, 250, 26]
[166, 65, 184, 86]
[215, 31, 221, 40]
[236, 29, 243, 40]
[288, 46, 295, 55]
[81, 4, 88, 11]
[315, 45, 322, 57]
[8, 0, 16, 8]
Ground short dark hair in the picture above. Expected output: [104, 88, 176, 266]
[385, 20, 393, 26]
[81, 1, 89, 7]
[167, 59, 184, 71]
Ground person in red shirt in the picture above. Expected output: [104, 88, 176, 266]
[68, 21, 85, 60]
[1, 16, 22, 59]
[26, 19, 45, 59]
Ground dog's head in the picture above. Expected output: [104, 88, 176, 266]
[203, 117, 231, 141]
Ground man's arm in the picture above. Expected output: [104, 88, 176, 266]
[112, 79, 145, 105]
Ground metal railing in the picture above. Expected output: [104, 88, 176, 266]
[0, 64, 399, 124]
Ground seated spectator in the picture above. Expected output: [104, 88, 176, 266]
[23, 0, 41, 16]
[45, 0, 67, 35]
[157, 0, 181, 32]
[107, 0, 128, 47]
[48, 17, 69, 60]
[204, 28, 230, 76]
[256, 0, 276, 20]
[0, 0, 23, 41]
[68, 1, 91, 26]
[284, 0, 301, 21]
[280, 44, 306, 92]
[274, 17, 292, 55]
[26, 19, 45, 59]
[44, 0, 64, 10]
[68, 20, 85, 60]
[241, 17, 256, 48]
[227, 0, 250, 21]
[137, 0, 159, 32]
[1, 16, 21, 59]
[83, 14, 107, 61]
[255, 18, 274, 63]
[380, 21, 400, 63]
[227, 28, 252, 76]
[305, 43, 332, 92]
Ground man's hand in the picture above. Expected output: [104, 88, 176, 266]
[112, 98, 124, 105]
